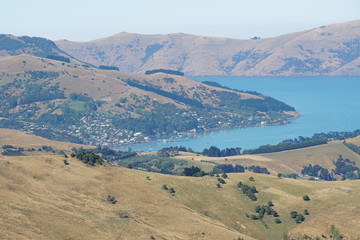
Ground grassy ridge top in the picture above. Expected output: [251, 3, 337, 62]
[0, 128, 89, 151]
[56, 20, 360, 76]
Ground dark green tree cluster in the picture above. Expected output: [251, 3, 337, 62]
[301, 164, 334, 181]
[99, 65, 119, 71]
[343, 141, 360, 155]
[241, 129, 360, 155]
[91, 146, 137, 161]
[1, 145, 24, 156]
[333, 155, 360, 179]
[237, 181, 258, 201]
[26, 70, 60, 80]
[19, 84, 65, 105]
[312, 129, 360, 141]
[290, 211, 305, 224]
[182, 166, 205, 177]
[202, 146, 241, 157]
[243, 138, 327, 154]
[72, 151, 104, 166]
[247, 165, 270, 174]
[145, 69, 184, 76]
[113, 104, 199, 136]
[247, 204, 279, 221]
[213, 164, 245, 174]
[159, 146, 192, 153]
[46, 55, 70, 63]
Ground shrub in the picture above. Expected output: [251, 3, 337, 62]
[303, 195, 310, 201]
[290, 211, 298, 218]
[218, 178, 226, 184]
[295, 214, 305, 224]
[221, 173, 228, 179]
[106, 195, 118, 204]
[275, 218, 282, 224]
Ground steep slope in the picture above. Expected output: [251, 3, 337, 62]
[56, 20, 360, 76]
[0, 54, 296, 145]
[0, 34, 71, 59]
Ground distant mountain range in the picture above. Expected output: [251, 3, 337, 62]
[55, 20, 360, 76]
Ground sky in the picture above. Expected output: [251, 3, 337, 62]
[1, 0, 359, 41]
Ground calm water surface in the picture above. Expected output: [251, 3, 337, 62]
[116, 76, 360, 152]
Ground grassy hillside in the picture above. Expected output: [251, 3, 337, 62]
[56, 20, 360, 76]
[1, 130, 360, 239]
[0, 54, 296, 146]
[0, 128, 90, 151]
[174, 141, 360, 176]
[1, 151, 360, 239]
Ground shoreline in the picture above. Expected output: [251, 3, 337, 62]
[111, 112, 301, 149]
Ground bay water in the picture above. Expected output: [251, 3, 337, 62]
[115, 76, 360, 152]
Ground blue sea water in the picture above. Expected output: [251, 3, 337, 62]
[115, 76, 360, 152]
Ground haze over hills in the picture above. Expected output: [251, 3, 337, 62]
[56, 20, 360, 76]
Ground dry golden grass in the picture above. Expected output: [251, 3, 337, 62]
[2, 153, 360, 239]
[1, 130, 360, 239]
[175, 141, 360, 175]
[0, 128, 91, 151]
[0, 154, 250, 240]
[347, 135, 360, 146]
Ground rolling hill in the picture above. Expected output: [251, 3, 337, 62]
[1, 129, 360, 239]
[0, 40, 296, 146]
[56, 20, 360, 77]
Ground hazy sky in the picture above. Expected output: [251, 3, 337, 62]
[2, 0, 359, 41]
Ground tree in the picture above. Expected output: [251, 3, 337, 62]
[303, 195, 310, 201]
[275, 218, 282, 224]
[295, 214, 305, 224]
[221, 173, 228, 179]
[249, 177, 255, 181]
[303, 209, 309, 215]
[268, 201, 274, 207]
[183, 166, 202, 176]
[277, 173, 282, 179]
[218, 178, 226, 184]
[290, 211, 298, 218]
